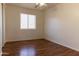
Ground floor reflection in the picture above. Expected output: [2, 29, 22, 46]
[19, 46, 36, 56]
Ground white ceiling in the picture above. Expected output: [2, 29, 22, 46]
[8, 3, 57, 10]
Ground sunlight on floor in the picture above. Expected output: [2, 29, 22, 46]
[19, 46, 36, 56]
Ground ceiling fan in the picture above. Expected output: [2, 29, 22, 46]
[35, 3, 47, 8]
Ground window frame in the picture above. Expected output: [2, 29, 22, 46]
[20, 13, 36, 30]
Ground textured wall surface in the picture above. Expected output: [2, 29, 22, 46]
[45, 4, 79, 51]
[5, 4, 44, 42]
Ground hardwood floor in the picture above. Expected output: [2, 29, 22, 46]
[2, 39, 79, 56]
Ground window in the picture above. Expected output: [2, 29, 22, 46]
[20, 13, 36, 29]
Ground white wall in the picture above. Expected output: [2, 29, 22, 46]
[0, 3, 2, 55]
[5, 4, 44, 42]
[45, 4, 79, 51]
[2, 4, 6, 47]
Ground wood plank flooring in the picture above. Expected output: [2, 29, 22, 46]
[2, 39, 79, 56]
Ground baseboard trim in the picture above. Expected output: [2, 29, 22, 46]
[45, 38, 79, 52]
[6, 38, 45, 44]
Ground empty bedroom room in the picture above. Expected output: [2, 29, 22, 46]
[2, 3, 79, 56]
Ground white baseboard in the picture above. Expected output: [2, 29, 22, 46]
[5, 38, 44, 43]
[45, 37, 79, 52]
